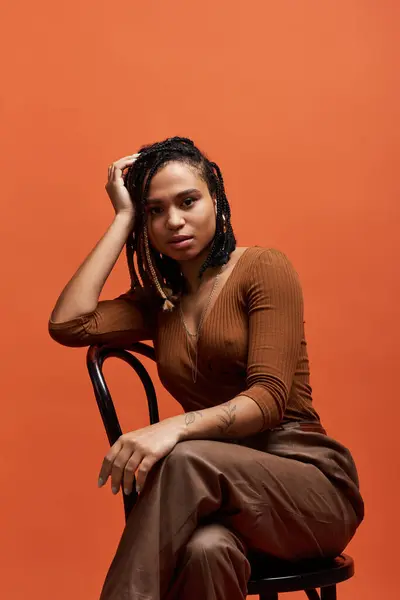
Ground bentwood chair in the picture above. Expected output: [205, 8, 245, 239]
[87, 343, 355, 600]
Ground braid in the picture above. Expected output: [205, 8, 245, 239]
[123, 136, 236, 309]
[198, 160, 235, 276]
[143, 225, 174, 311]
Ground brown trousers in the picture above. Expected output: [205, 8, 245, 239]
[99, 424, 364, 600]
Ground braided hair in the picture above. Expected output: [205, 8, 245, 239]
[123, 136, 236, 311]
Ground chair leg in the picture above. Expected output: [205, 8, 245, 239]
[321, 585, 337, 600]
[259, 594, 278, 600]
[304, 590, 321, 600]
[305, 590, 320, 600]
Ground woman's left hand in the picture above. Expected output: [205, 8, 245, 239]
[97, 417, 184, 496]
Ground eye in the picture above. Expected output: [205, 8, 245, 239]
[182, 197, 196, 208]
[148, 206, 163, 215]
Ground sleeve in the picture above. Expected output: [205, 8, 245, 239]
[48, 289, 157, 348]
[239, 248, 304, 431]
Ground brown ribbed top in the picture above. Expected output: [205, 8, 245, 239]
[49, 247, 320, 431]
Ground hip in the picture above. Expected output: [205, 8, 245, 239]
[238, 421, 364, 524]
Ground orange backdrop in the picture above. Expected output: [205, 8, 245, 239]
[1, 1, 399, 599]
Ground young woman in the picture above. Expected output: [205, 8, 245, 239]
[49, 137, 364, 600]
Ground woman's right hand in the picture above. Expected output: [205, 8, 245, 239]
[106, 154, 140, 218]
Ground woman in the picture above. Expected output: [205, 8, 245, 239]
[49, 137, 364, 600]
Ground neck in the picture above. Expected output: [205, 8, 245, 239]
[179, 246, 215, 294]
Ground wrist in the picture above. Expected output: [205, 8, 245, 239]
[114, 211, 135, 230]
[174, 414, 190, 442]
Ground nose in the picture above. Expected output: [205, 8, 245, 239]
[166, 207, 185, 230]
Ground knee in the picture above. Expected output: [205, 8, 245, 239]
[177, 525, 250, 597]
[169, 440, 207, 460]
[164, 439, 233, 469]
[186, 524, 249, 572]
[163, 440, 207, 471]
[186, 524, 229, 561]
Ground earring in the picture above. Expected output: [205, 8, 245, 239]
[222, 214, 227, 233]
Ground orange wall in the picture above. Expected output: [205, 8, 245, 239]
[1, 2, 398, 599]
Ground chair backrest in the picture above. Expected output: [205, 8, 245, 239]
[86, 343, 159, 519]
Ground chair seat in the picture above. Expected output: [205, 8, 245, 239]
[247, 554, 354, 594]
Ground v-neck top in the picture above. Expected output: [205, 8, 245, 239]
[49, 247, 320, 431]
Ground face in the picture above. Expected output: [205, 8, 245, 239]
[145, 161, 216, 262]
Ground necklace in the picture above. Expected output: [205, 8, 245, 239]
[180, 268, 222, 383]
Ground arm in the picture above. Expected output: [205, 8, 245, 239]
[48, 288, 156, 347]
[50, 213, 134, 324]
[178, 396, 263, 441]
[180, 248, 304, 439]
[50, 155, 138, 324]
[98, 396, 263, 496]
[49, 154, 156, 347]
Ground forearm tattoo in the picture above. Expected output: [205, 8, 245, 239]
[217, 401, 237, 433]
[185, 411, 203, 426]
[184, 402, 237, 435]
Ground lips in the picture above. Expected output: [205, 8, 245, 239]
[167, 235, 194, 250]
[168, 235, 193, 244]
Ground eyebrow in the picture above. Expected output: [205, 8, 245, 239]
[146, 188, 200, 204]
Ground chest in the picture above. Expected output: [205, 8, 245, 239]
[179, 280, 220, 336]
[155, 289, 249, 384]
[177, 265, 238, 339]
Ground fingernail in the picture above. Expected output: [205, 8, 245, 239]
[98, 478, 104, 487]
[112, 486, 118, 494]
[136, 484, 141, 495]
[124, 488, 130, 496]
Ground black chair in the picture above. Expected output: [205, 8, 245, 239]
[87, 343, 355, 600]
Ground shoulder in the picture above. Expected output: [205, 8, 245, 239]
[239, 246, 299, 275]
[236, 246, 302, 298]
